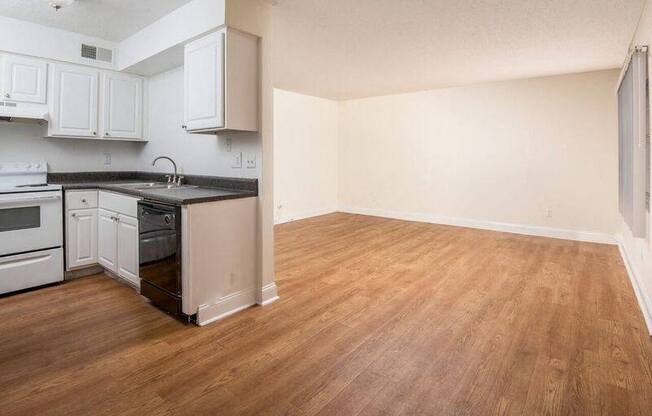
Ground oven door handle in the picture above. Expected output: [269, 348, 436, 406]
[0, 194, 61, 205]
[0, 252, 53, 269]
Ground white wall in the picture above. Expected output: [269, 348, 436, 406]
[0, 122, 140, 172]
[138, 66, 260, 178]
[337, 70, 620, 240]
[119, 0, 225, 73]
[273, 89, 339, 223]
[619, 0, 652, 334]
[0, 16, 116, 70]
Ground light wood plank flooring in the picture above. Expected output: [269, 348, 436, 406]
[1, 212, 651, 415]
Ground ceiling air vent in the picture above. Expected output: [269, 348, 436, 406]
[81, 44, 113, 64]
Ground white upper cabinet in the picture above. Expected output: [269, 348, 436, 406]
[184, 31, 225, 131]
[49, 63, 99, 138]
[184, 27, 258, 133]
[0, 53, 146, 141]
[2, 55, 47, 104]
[102, 72, 143, 140]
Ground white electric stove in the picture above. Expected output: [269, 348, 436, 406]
[0, 162, 63, 295]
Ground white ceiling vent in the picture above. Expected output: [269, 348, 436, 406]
[81, 44, 113, 64]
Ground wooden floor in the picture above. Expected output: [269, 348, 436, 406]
[1, 213, 652, 415]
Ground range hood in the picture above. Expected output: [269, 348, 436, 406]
[0, 102, 48, 123]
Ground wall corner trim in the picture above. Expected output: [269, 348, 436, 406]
[196, 288, 257, 326]
[274, 207, 339, 225]
[258, 282, 279, 306]
[617, 236, 652, 336]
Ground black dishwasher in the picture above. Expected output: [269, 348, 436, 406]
[138, 200, 190, 321]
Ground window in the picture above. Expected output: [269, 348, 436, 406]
[618, 47, 650, 238]
[0, 206, 41, 232]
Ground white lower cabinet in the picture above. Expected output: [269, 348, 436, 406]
[66, 208, 98, 269]
[116, 214, 139, 285]
[65, 190, 140, 287]
[97, 208, 118, 272]
[98, 208, 140, 286]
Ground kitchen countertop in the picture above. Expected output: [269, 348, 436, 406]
[49, 172, 258, 205]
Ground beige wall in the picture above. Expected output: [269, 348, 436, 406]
[338, 70, 621, 238]
[226, 0, 278, 304]
[620, 0, 652, 333]
[273, 89, 339, 223]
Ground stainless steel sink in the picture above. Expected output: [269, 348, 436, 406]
[118, 182, 197, 191]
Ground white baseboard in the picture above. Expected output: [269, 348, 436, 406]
[196, 288, 257, 326]
[275, 206, 338, 225]
[258, 282, 279, 306]
[339, 206, 617, 245]
[617, 237, 652, 336]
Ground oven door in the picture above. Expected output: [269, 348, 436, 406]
[0, 248, 63, 294]
[0, 191, 63, 256]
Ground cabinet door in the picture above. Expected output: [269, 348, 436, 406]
[2, 55, 47, 103]
[102, 73, 143, 139]
[117, 214, 139, 285]
[184, 30, 224, 131]
[97, 208, 117, 273]
[66, 209, 98, 270]
[50, 64, 99, 137]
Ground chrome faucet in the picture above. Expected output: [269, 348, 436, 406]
[152, 156, 182, 184]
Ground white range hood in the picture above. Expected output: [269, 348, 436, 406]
[0, 102, 48, 123]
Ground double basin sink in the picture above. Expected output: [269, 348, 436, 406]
[118, 182, 198, 192]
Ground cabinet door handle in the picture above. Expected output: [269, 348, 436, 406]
[92, 132, 97, 136]
[4, 93, 9, 99]
[81, 198, 87, 203]
[106, 132, 110, 136]
[71, 213, 77, 217]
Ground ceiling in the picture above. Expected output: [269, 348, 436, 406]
[272, 0, 646, 100]
[0, 0, 192, 41]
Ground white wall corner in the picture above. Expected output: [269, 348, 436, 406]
[339, 206, 617, 245]
[617, 235, 652, 336]
[258, 282, 279, 306]
[275, 206, 339, 225]
[0, 15, 118, 69]
[118, 0, 226, 72]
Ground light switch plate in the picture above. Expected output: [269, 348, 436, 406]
[232, 152, 242, 168]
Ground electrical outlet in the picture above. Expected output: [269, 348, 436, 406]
[232, 152, 242, 168]
[103, 152, 112, 166]
[246, 154, 256, 169]
[545, 208, 553, 218]
[225, 137, 232, 152]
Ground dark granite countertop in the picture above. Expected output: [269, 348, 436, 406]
[49, 171, 258, 205]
